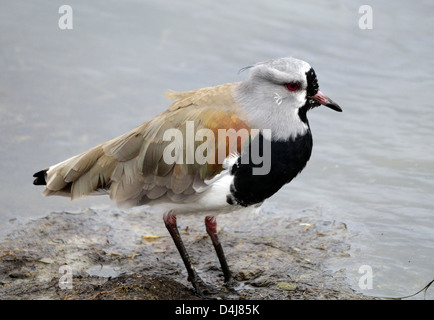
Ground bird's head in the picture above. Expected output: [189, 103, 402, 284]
[234, 57, 341, 140]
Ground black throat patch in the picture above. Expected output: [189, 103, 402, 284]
[299, 67, 320, 124]
[305, 67, 319, 97]
[227, 132, 313, 207]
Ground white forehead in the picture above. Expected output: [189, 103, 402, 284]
[248, 57, 312, 84]
[255, 57, 311, 74]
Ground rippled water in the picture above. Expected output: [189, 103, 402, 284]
[0, 0, 433, 299]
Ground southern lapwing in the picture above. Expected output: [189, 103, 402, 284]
[33, 57, 341, 295]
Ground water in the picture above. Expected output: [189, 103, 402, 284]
[0, 0, 433, 299]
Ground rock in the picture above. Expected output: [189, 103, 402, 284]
[0, 209, 376, 300]
[276, 282, 297, 291]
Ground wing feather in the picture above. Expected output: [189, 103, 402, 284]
[41, 82, 251, 208]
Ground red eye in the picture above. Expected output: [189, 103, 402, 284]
[285, 82, 300, 91]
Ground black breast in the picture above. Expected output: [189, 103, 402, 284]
[227, 132, 313, 207]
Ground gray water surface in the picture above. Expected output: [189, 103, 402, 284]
[0, 0, 433, 299]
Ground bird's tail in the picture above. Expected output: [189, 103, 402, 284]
[33, 170, 48, 185]
[32, 142, 116, 199]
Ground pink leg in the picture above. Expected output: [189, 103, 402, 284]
[163, 212, 222, 296]
[163, 212, 204, 294]
[205, 216, 233, 284]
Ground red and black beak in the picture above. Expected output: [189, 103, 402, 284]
[310, 91, 342, 112]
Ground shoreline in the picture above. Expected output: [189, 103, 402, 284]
[0, 208, 375, 300]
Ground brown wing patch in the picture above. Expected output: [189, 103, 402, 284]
[41, 82, 251, 208]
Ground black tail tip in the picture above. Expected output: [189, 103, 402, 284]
[33, 170, 47, 185]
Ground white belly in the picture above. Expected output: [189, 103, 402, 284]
[148, 172, 260, 217]
[151, 174, 233, 215]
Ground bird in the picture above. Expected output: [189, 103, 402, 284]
[33, 57, 342, 296]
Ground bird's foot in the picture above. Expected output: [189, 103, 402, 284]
[190, 276, 221, 298]
[224, 277, 240, 291]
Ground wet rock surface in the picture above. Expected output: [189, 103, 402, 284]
[0, 208, 375, 299]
